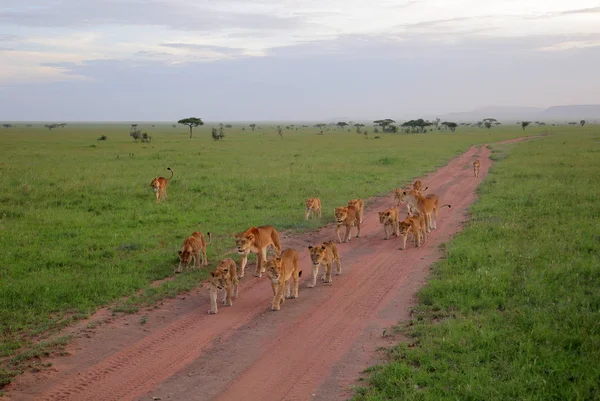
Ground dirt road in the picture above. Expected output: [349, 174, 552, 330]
[4, 139, 530, 401]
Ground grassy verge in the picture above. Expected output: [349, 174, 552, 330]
[0, 123, 561, 385]
[353, 130, 600, 400]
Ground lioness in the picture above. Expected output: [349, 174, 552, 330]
[305, 197, 322, 220]
[378, 207, 400, 240]
[208, 258, 239, 314]
[176, 231, 211, 273]
[264, 249, 302, 311]
[334, 205, 361, 243]
[307, 241, 341, 287]
[399, 212, 427, 250]
[473, 160, 481, 177]
[347, 199, 365, 223]
[233, 225, 282, 278]
[402, 189, 451, 233]
[150, 167, 173, 203]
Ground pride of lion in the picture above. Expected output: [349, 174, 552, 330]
[152, 162, 457, 314]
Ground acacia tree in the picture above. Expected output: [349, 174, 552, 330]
[177, 117, 204, 138]
[336, 121, 348, 129]
[354, 123, 365, 133]
[277, 125, 283, 138]
[580, 120, 586, 126]
[373, 119, 396, 132]
[249, 123, 256, 131]
[521, 121, 531, 130]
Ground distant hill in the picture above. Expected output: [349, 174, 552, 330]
[434, 105, 600, 123]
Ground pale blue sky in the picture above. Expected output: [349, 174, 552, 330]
[1, 0, 599, 121]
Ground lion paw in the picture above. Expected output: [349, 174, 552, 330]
[307, 283, 315, 288]
[208, 310, 217, 315]
[271, 305, 280, 311]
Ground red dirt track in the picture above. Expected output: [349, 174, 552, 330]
[4, 137, 533, 401]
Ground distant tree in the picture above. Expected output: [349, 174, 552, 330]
[219, 123, 225, 139]
[580, 120, 586, 126]
[277, 125, 283, 138]
[483, 121, 492, 129]
[97, 135, 107, 141]
[521, 121, 531, 130]
[26, 124, 32, 127]
[249, 124, 256, 131]
[211, 127, 220, 141]
[336, 121, 348, 129]
[481, 118, 498, 129]
[177, 117, 204, 138]
[172, 124, 176, 128]
[568, 121, 578, 125]
[142, 132, 151, 143]
[442, 122, 458, 132]
[225, 124, 233, 128]
[402, 119, 432, 133]
[373, 119, 396, 132]
[2, 124, 12, 128]
[314, 123, 327, 130]
[130, 129, 142, 142]
[354, 123, 365, 133]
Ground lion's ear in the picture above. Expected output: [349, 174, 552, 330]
[210, 271, 216, 277]
[275, 257, 281, 262]
[320, 245, 326, 251]
[308, 246, 313, 250]
[178, 250, 182, 255]
[233, 232, 240, 238]
[247, 234, 254, 240]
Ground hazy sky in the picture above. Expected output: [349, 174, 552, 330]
[1, 0, 600, 121]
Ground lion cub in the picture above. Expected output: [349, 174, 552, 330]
[334, 205, 361, 243]
[307, 241, 342, 287]
[399, 213, 427, 250]
[473, 160, 481, 177]
[150, 167, 173, 203]
[347, 199, 365, 223]
[176, 231, 211, 273]
[208, 258, 239, 314]
[264, 249, 302, 311]
[233, 225, 282, 278]
[305, 197, 322, 220]
[378, 207, 400, 240]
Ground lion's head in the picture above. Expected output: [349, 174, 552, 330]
[264, 257, 283, 284]
[334, 207, 348, 224]
[150, 178, 160, 192]
[308, 244, 328, 266]
[306, 198, 317, 210]
[210, 260, 233, 290]
[378, 209, 394, 225]
[233, 229, 256, 254]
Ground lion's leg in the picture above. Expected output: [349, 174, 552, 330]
[194, 250, 201, 269]
[233, 278, 239, 298]
[254, 248, 267, 277]
[335, 256, 342, 275]
[224, 285, 233, 306]
[201, 247, 208, 266]
[175, 260, 183, 274]
[325, 262, 332, 283]
[394, 220, 400, 237]
[239, 253, 248, 278]
[292, 273, 300, 298]
[424, 213, 432, 233]
[155, 190, 160, 203]
[336, 225, 343, 244]
[272, 284, 284, 311]
[308, 264, 318, 288]
[400, 233, 407, 250]
[415, 229, 421, 248]
[285, 280, 292, 299]
[318, 208, 321, 218]
[383, 224, 390, 240]
[344, 225, 351, 243]
[305, 209, 310, 220]
[356, 220, 361, 238]
[433, 208, 438, 230]
[208, 287, 218, 314]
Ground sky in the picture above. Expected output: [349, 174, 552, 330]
[1, 0, 600, 121]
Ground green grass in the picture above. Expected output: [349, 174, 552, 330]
[353, 130, 600, 400]
[0, 122, 567, 385]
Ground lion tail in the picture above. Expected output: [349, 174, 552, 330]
[167, 167, 174, 181]
[298, 270, 303, 277]
[441, 204, 452, 209]
[206, 232, 212, 245]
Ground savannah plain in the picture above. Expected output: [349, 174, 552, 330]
[0, 123, 598, 400]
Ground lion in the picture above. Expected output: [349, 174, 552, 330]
[305, 197, 322, 220]
[233, 225, 282, 278]
[399, 212, 427, 250]
[413, 180, 428, 192]
[208, 258, 239, 314]
[176, 231, 211, 273]
[347, 199, 365, 223]
[395, 183, 427, 214]
[264, 249, 302, 311]
[307, 241, 341, 288]
[334, 205, 361, 243]
[378, 207, 400, 240]
[150, 167, 173, 203]
[473, 160, 481, 177]
[402, 189, 451, 233]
